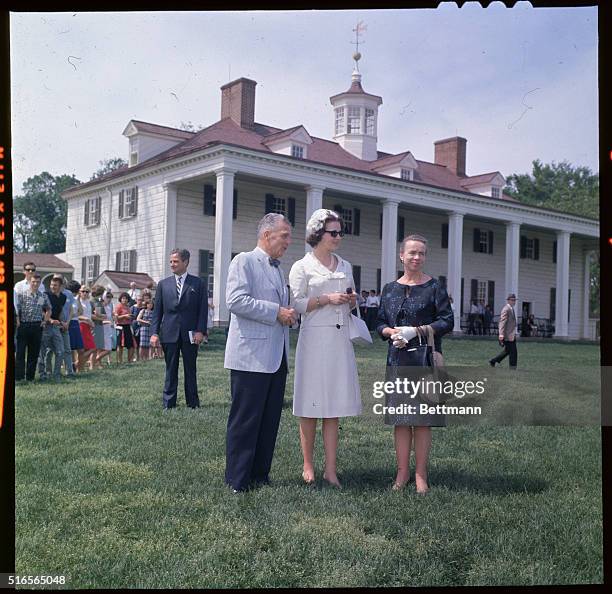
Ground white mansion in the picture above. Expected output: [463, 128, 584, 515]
[62, 65, 599, 339]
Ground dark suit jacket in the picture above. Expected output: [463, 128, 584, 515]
[150, 273, 208, 343]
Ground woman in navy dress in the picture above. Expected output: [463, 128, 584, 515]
[376, 234, 453, 493]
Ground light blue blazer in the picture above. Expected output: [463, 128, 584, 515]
[224, 247, 290, 373]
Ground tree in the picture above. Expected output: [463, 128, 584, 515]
[505, 160, 600, 319]
[178, 121, 204, 133]
[504, 159, 599, 219]
[13, 172, 80, 253]
[90, 157, 127, 180]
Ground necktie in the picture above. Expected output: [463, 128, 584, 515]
[269, 258, 280, 268]
[176, 275, 182, 300]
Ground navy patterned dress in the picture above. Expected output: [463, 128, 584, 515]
[376, 278, 454, 426]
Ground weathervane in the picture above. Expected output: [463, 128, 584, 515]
[351, 21, 367, 71]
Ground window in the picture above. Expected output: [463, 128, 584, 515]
[84, 196, 101, 227]
[520, 236, 540, 260]
[365, 108, 375, 135]
[204, 184, 238, 219]
[491, 186, 500, 199]
[401, 168, 412, 181]
[333, 204, 360, 236]
[81, 255, 100, 284]
[115, 250, 137, 272]
[265, 194, 295, 226]
[441, 223, 449, 249]
[477, 280, 487, 303]
[553, 240, 557, 263]
[291, 145, 304, 159]
[119, 186, 138, 219]
[478, 230, 489, 253]
[347, 107, 361, 134]
[334, 107, 345, 135]
[473, 228, 494, 254]
[129, 138, 138, 166]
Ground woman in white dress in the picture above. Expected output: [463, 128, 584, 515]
[289, 209, 362, 488]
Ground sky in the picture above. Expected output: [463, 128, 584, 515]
[9, 3, 598, 195]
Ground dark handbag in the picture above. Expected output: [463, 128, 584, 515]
[396, 327, 433, 368]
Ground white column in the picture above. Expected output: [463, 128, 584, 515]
[213, 169, 235, 326]
[305, 185, 324, 252]
[504, 222, 520, 299]
[381, 198, 399, 287]
[582, 250, 593, 339]
[105, 188, 113, 271]
[161, 183, 177, 277]
[447, 212, 464, 334]
[554, 230, 571, 338]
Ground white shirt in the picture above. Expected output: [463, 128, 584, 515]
[14, 278, 44, 312]
[366, 295, 379, 308]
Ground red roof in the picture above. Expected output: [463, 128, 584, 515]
[130, 120, 195, 140]
[61, 115, 512, 204]
[460, 172, 502, 187]
[329, 77, 383, 103]
[14, 253, 74, 270]
[96, 271, 155, 289]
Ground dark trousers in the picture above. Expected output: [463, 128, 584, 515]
[16, 322, 43, 381]
[366, 307, 378, 331]
[491, 340, 518, 368]
[162, 336, 200, 408]
[225, 355, 288, 491]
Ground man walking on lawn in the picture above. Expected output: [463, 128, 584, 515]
[489, 293, 518, 369]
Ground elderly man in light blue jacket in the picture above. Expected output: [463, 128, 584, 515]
[224, 213, 296, 493]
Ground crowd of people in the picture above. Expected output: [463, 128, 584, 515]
[13, 265, 178, 382]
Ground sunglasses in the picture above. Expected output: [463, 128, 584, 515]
[80, 290, 90, 294]
[324, 229, 344, 238]
[25, 268, 36, 272]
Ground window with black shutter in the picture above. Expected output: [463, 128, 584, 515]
[376, 269, 381, 293]
[288, 197, 296, 227]
[397, 216, 405, 244]
[488, 230, 494, 254]
[129, 250, 137, 273]
[204, 184, 216, 216]
[553, 240, 557, 263]
[118, 190, 124, 219]
[81, 256, 87, 284]
[550, 287, 556, 321]
[265, 193, 275, 214]
[473, 228, 480, 252]
[533, 238, 540, 260]
[352, 265, 361, 292]
[470, 279, 478, 304]
[460, 278, 464, 316]
[441, 223, 448, 249]
[487, 280, 495, 310]
[115, 252, 121, 271]
[520, 235, 527, 259]
[233, 189, 238, 220]
[353, 208, 360, 236]
[568, 289, 571, 323]
[84, 200, 89, 226]
[379, 214, 383, 240]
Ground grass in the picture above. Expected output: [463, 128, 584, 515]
[15, 332, 602, 588]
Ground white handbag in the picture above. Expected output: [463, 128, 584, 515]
[348, 307, 373, 346]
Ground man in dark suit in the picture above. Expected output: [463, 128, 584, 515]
[150, 249, 208, 409]
[489, 293, 518, 369]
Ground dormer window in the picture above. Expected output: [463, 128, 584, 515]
[291, 145, 304, 159]
[365, 108, 375, 136]
[129, 137, 138, 166]
[491, 186, 500, 198]
[347, 107, 361, 134]
[401, 168, 413, 181]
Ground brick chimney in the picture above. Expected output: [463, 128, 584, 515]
[220, 77, 257, 129]
[434, 136, 467, 177]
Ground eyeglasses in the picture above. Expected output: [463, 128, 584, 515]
[25, 268, 36, 272]
[80, 290, 90, 294]
[324, 230, 344, 238]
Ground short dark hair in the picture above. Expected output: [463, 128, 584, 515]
[306, 211, 343, 247]
[31, 272, 42, 280]
[23, 261, 36, 271]
[51, 275, 64, 285]
[67, 280, 81, 294]
[170, 248, 190, 262]
[118, 292, 130, 302]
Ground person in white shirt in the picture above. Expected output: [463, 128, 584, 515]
[14, 261, 45, 313]
[365, 290, 380, 330]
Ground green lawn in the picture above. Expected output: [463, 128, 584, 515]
[15, 333, 602, 588]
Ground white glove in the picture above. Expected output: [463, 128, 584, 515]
[391, 326, 417, 348]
